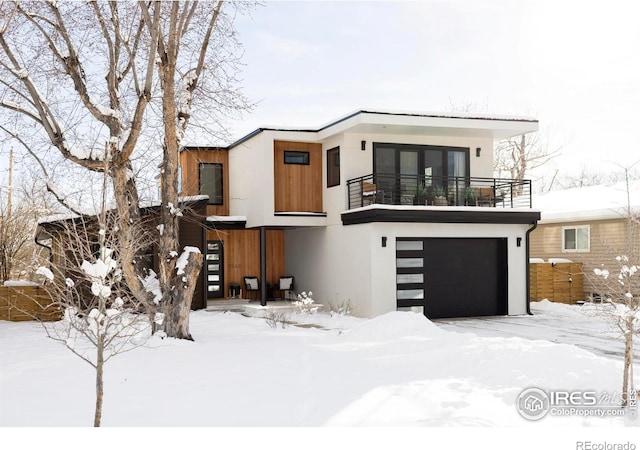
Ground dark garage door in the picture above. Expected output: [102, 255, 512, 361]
[396, 238, 508, 319]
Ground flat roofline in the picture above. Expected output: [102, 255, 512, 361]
[226, 109, 539, 150]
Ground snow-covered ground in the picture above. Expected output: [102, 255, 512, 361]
[1, 301, 639, 448]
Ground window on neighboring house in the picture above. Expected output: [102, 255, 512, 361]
[327, 146, 340, 187]
[199, 163, 223, 205]
[562, 225, 590, 252]
[284, 150, 310, 165]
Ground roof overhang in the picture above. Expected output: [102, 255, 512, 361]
[318, 110, 539, 141]
[228, 109, 539, 149]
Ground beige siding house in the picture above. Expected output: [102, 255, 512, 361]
[530, 181, 640, 300]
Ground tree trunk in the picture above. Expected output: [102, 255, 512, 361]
[622, 318, 633, 407]
[94, 339, 104, 427]
[163, 249, 203, 340]
[155, 43, 203, 339]
[111, 157, 148, 302]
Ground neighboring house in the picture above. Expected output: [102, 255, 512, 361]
[38, 109, 541, 319]
[530, 181, 640, 300]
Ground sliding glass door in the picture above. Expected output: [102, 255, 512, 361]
[374, 143, 469, 205]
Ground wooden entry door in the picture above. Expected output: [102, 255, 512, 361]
[205, 240, 224, 298]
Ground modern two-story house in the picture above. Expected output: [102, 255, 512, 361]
[178, 109, 541, 319]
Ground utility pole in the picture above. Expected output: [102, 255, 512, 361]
[7, 147, 13, 219]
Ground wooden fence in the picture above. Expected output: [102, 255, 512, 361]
[530, 262, 584, 304]
[0, 285, 60, 322]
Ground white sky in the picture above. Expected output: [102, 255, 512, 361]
[225, 0, 640, 176]
[1, 0, 639, 188]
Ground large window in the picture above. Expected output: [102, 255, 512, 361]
[199, 163, 223, 205]
[562, 225, 590, 252]
[327, 146, 340, 187]
[373, 143, 469, 205]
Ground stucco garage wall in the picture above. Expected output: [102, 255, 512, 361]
[285, 221, 532, 318]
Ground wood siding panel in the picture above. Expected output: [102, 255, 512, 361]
[530, 262, 584, 304]
[530, 218, 640, 299]
[266, 230, 286, 284]
[179, 148, 229, 216]
[179, 218, 206, 309]
[0, 286, 60, 321]
[206, 229, 285, 299]
[273, 140, 323, 213]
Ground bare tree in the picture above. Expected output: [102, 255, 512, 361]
[0, 1, 249, 339]
[494, 129, 563, 194]
[0, 178, 57, 282]
[552, 165, 640, 191]
[446, 100, 561, 193]
[590, 166, 640, 407]
[37, 164, 153, 427]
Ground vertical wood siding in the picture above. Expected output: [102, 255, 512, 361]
[206, 228, 285, 299]
[530, 263, 584, 304]
[273, 140, 323, 213]
[179, 148, 229, 216]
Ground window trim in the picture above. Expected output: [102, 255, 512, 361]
[199, 162, 224, 205]
[326, 146, 340, 187]
[284, 150, 310, 165]
[561, 225, 590, 253]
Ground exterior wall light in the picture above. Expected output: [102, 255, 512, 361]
[361, 140, 366, 151]
[476, 147, 481, 157]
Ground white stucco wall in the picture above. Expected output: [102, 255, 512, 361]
[320, 132, 495, 223]
[284, 224, 373, 316]
[229, 130, 329, 228]
[285, 221, 532, 318]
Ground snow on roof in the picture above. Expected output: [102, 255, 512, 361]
[255, 109, 538, 132]
[206, 215, 247, 222]
[533, 180, 640, 223]
[3, 280, 40, 287]
[343, 203, 539, 214]
[139, 194, 209, 209]
[38, 212, 81, 225]
[227, 109, 538, 149]
[38, 195, 210, 225]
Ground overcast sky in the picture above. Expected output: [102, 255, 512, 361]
[226, 0, 640, 179]
[1, 0, 638, 191]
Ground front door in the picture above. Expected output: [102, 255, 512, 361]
[205, 240, 224, 298]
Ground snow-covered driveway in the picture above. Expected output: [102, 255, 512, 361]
[436, 300, 640, 362]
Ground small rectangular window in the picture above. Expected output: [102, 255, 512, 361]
[199, 163, 223, 205]
[562, 225, 590, 252]
[327, 147, 340, 187]
[396, 240, 423, 251]
[396, 258, 423, 268]
[396, 289, 424, 300]
[284, 150, 310, 165]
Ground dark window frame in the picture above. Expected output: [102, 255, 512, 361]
[327, 146, 340, 187]
[199, 162, 224, 205]
[284, 150, 310, 165]
[373, 143, 470, 179]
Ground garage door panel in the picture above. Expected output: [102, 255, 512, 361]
[397, 237, 507, 319]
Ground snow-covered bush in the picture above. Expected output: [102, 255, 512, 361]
[265, 311, 289, 329]
[327, 297, 353, 316]
[593, 254, 639, 407]
[293, 291, 318, 314]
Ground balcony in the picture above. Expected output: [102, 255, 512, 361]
[346, 173, 532, 210]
